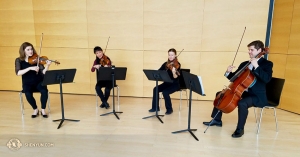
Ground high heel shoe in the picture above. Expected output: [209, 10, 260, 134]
[40, 111, 48, 118]
[31, 110, 39, 118]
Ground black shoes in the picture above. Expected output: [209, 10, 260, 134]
[165, 110, 173, 115]
[231, 128, 244, 138]
[40, 111, 48, 118]
[100, 103, 105, 108]
[31, 111, 39, 118]
[149, 108, 160, 112]
[100, 102, 110, 109]
[203, 120, 222, 127]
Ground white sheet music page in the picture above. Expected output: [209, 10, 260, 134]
[197, 76, 205, 95]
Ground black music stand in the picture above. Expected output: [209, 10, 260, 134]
[142, 70, 173, 123]
[98, 66, 127, 120]
[172, 71, 205, 141]
[42, 69, 80, 129]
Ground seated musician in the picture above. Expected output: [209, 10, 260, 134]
[91, 46, 113, 109]
[148, 48, 181, 115]
[15, 42, 52, 118]
[203, 40, 273, 138]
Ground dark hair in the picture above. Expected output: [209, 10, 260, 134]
[247, 40, 264, 51]
[94, 46, 103, 53]
[168, 48, 177, 55]
[19, 42, 37, 61]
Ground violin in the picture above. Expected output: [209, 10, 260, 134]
[166, 57, 180, 76]
[28, 53, 60, 65]
[99, 54, 111, 67]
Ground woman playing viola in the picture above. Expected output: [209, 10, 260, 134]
[203, 40, 273, 138]
[91, 46, 113, 109]
[149, 48, 181, 115]
[15, 42, 52, 118]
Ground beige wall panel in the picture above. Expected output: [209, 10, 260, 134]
[0, 47, 22, 90]
[268, 54, 287, 78]
[32, 0, 88, 48]
[0, 0, 33, 10]
[288, 0, 300, 55]
[0, 10, 35, 46]
[201, 0, 269, 52]
[269, 0, 294, 54]
[143, 0, 204, 51]
[32, 0, 86, 10]
[279, 55, 300, 114]
[39, 48, 90, 94]
[33, 24, 88, 48]
[87, 0, 143, 50]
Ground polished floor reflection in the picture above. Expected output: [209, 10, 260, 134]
[0, 91, 299, 157]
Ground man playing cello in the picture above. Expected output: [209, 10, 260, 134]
[203, 40, 273, 138]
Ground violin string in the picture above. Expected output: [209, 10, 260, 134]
[231, 27, 246, 66]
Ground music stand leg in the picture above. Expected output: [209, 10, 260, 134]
[204, 110, 221, 133]
[142, 79, 164, 123]
[100, 73, 123, 120]
[172, 83, 198, 141]
[53, 77, 80, 129]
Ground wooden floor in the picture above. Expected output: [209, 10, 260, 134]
[0, 91, 299, 157]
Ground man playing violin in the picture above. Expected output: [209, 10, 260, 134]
[148, 48, 181, 115]
[15, 42, 52, 118]
[91, 46, 113, 109]
[203, 40, 273, 138]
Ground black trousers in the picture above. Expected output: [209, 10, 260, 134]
[151, 82, 180, 112]
[211, 91, 254, 130]
[95, 80, 113, 103]
[23, 82, 48, 110]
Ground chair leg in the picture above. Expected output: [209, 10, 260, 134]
[95, 91, 98, 108]
[185, 89, 188, 107]
[179, 90, 182, 111]
[19, 92, 24, 115]
[254, 107, 257, 123]
[257, 108, 264, 134]
[117, 86, 120, 109]
[159, 93, 162, 108]
[47, 92, 51, 113]
[273, 108, 278, 132]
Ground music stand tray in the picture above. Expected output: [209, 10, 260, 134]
[172, 71, 205, 141]
[98, 66, 127, 120]
[42, 69, 80, 129]
[142, 69, 172, 123]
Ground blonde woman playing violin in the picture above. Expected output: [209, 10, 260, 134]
[149, 48, 181, 115]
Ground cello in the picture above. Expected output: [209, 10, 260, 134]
[213, 48, 269, 113]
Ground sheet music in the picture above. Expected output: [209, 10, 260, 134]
[197, 76, 205, 95]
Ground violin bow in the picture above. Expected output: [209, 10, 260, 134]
[177, 49, 184, 57]
[231, 27, 246, 66]
[103, 36, 110, 55]
[36, 33, 44, 73]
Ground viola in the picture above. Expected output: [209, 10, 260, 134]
[213, 48, 269, 113]
[166, 57, 180, 76]
[28, 53, 60, 65]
